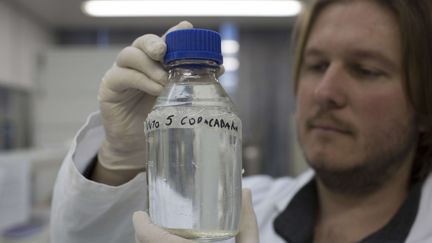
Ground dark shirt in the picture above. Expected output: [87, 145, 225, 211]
[273, 179, 422, 243]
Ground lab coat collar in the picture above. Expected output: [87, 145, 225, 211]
[274, 170, 314, 213]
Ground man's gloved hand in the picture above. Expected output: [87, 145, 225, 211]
[93, 21, 193, 185]
[132, 189, 260, 243]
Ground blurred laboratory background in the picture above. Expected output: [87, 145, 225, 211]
[0, 0, 308, 242]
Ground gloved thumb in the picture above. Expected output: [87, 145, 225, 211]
[236, 188, 260, 243]
[132, 211, 193, 243]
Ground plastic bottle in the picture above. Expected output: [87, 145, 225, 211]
[144, 29, 242, 242]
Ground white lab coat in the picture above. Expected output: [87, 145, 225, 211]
[51, 112, 432, 243]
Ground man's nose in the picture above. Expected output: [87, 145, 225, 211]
[313, 63, 347, 109]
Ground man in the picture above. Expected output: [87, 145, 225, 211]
[51, 0, 432, 242]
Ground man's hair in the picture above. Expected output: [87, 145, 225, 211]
[293, 0, 432, 183]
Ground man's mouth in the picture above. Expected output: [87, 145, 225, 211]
[308, 121, 352, 135]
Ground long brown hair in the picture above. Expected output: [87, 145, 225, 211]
[293, 0, 432, 182]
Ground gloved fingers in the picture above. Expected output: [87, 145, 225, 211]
[116, 46, 168, 85]
[236, 188, 260, 243]
[132, 34, 167, 62]
[135, 234, 142, 243]
[217, 64, 225, 77]
[162, 20, 194, 40]
[132, 21, 193, 62]
[101, 65, 163, 98]
[133, 211, 194, 243]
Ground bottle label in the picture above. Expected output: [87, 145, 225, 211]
[144, 107, 242, 137]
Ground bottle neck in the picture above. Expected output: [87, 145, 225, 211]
[166, 59, 219, 83]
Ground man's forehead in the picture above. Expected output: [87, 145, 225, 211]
[304, 0, 401, 65]
[310, 0, 399, 35]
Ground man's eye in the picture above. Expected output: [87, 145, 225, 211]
[352, 64, 384, 78]
[359, 68, 380, 76]
[304, 62, 328, 73]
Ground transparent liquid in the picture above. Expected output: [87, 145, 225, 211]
[146, 106, 242, 242]
[167, 228, 238, 242]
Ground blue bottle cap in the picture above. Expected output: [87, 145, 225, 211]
[164, 28, 223, 65]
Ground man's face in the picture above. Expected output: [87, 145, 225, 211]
[295, 0, 418, 193]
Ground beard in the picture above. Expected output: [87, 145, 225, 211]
[300, 113, 418, 196]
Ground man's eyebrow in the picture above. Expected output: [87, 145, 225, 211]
[303, 47, 399, 71]
[303, 48, 326, 58]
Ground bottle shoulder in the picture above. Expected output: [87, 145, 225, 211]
[156, 82, 235, 107]
[153, 99, 237, 112]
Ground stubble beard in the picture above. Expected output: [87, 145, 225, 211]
[300, 120, 418, 196]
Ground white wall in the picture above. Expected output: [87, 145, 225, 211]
[34, 47, 121, 147]
[0, 1, 52, 89]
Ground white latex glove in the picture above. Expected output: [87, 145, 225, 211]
[95, 21, 193, 184]
[133, 189, 260, 243]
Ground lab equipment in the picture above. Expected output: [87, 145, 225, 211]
[144, 29, 242, 242]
